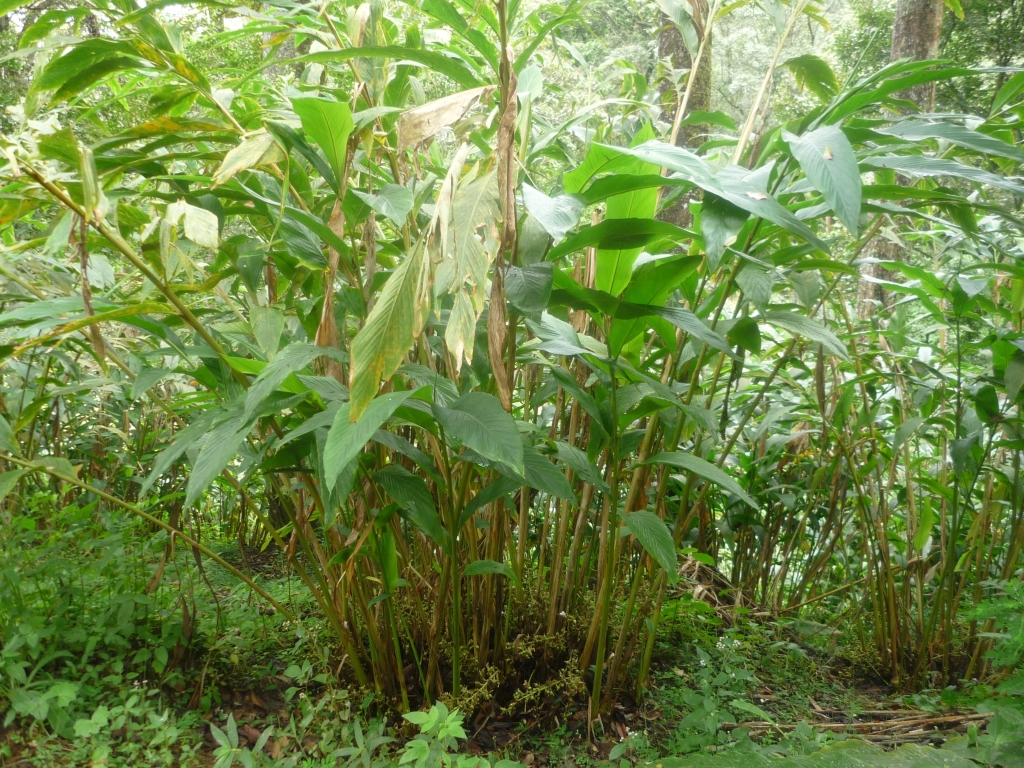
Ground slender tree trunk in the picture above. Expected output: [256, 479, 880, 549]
[658, 9, 712, 228]
[856, 0, 944, 319]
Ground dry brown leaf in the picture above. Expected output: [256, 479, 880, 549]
[397, 86, 494, 149]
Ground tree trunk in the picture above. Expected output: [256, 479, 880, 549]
[891, 0, 945, 111]
[856, 0, 944, 319]
[658, 12, 712, 228]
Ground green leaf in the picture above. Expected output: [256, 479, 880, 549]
[623, 511, 678, 584]
[291, 97, 354, 188]
[522, 441, 576, 502]
[505, 263, 553, 314]
[735, 264, 775, 311]
[1005, 351, 1024, 402]
[563, 142, 637, 195]
[463, 559, 519, 584]
[860, 154, 1024, 196]
[353, 184, 413, 226]
[251, 305, 285, 358]
[0, 414, 20, 456]
[0, 0, 35, 14]
[244, 344, 344, 422]
[894, 417, 925, 452]
[433, 392, 524, 475]
[730, 699, 775, 723]
[914, 501, 935, 551]
[521, 183, 585, 243]
[763, 310, 848, 360]
[608, 142, 831, 253]
[0, 469, 27, 505]
[596, 123, 659, 296]
[783, 54, 840, 101]
[555, 441, 610, 494]
[374, 465, 448, 546]
[350, 242, 429, 420]
[992, 71, 1024, 114]
[784, 125, 861, 235]
[130, 368, 173, 400]
[211, 131, 283, 187]
[728, 317, 761, 354]
[184, 414, 248, 508]
[299, 46, 485, 90]
[645, 451, 757, 508]
[323, 391, 412, 492]
[700, 194, 748, 272]
[678, 110, 737, 131]
[547, 218, 690, 262]
[875, 119, 1024, 163]
[609, 256, 702, 352]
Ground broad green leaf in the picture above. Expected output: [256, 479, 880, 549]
[655, 306, 737, 358]
[291, 97, 355, 187]
[463, 559, 519, 584]
[728, 317, 761, 354]
[915, 501, 935, 551]
[244, 344, 344, 422]
[1005, 350, 1024, 402]
[353, 184, 413, 226]
[184, 414, 248, 508]
[894, 417, 926, 452]
[736, 264, 775, 311]
[609, 141, 830, 253]
[645, 451, 757, 508]
[784, 125, 861, 235]
[876, 119, 1024, 163]
[596, 123, 659, 296]
[505, 263, 553, 314]
[700, 194, 748, 272]
[141, 411, 218, 497]
[624, 511, 678, 584]
[609, 256, 701, 352]
[251, 305, 285, 358]
[130, 368, 173, 400]
[299, 46, 485, 90]
[563, 143, 637, 195]
[0, 469, 27, 504]
[0, 0, 34, 14]
[459, 476, 521, 530]
[323, 391, 412, 492]
[521, 183, 585, 243]
[783, 54, 840, 101]
[522, 442, 576, 502]
[679, 110, 737, 131]
[861, 155, 1024, 196]
[350, 242, 429, 420]
[547, 218, 690, 261]
[764, 310, 848, 360]
[374, 465, 448, 546]
[377, 526, 400, 592]
[992, 71, 1024, 114]
[555, 441, 610, 494]
[0, 414, 20, 455]
[433, 392, 524, 475]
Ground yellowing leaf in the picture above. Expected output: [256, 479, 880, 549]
[212, 131, 283, 187]
[349, 240, 430, 420]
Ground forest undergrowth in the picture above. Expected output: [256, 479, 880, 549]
[2, 511, 1022, 768]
